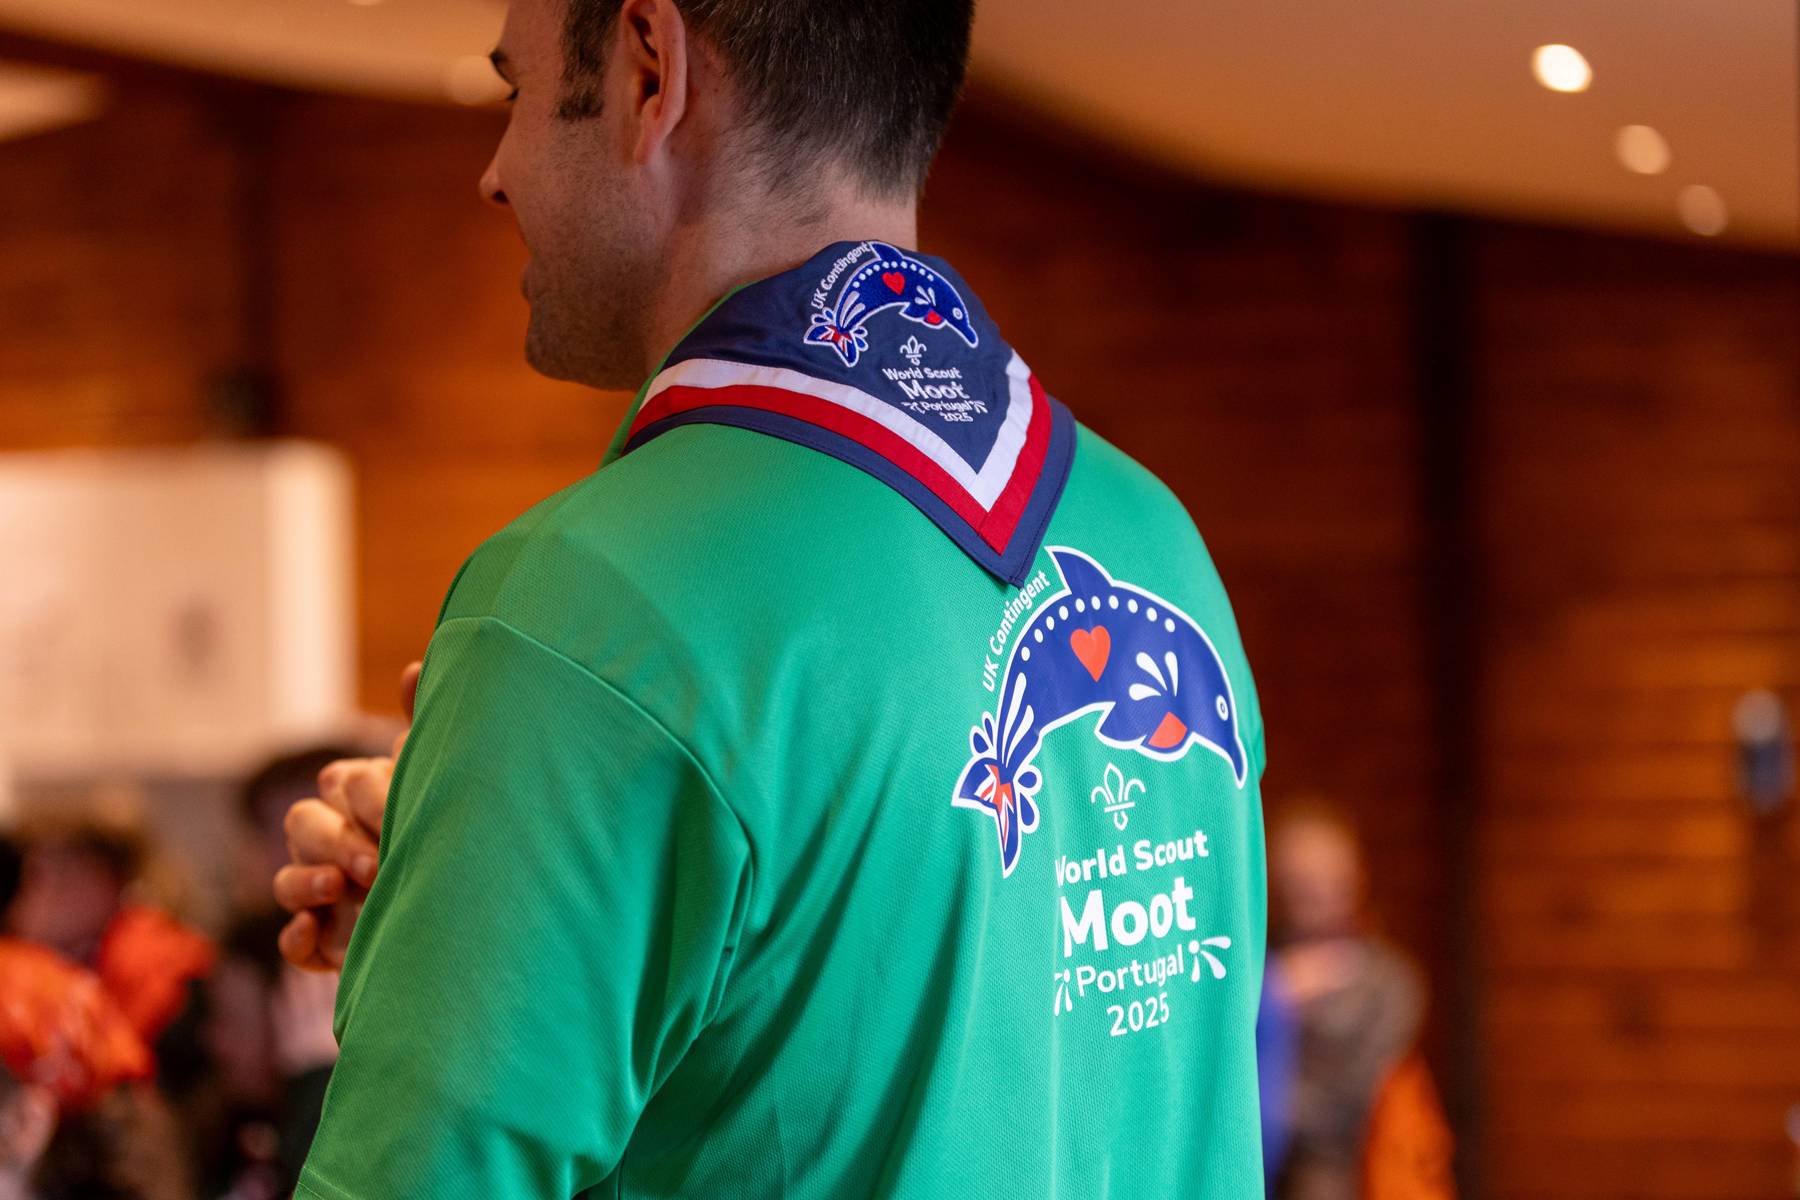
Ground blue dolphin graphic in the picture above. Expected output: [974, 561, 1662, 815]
[952, 547, 1248, 877]
[806, 242, 980, 367]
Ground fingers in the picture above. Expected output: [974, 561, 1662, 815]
[316, 759, 363, 819]
[391, 660, 423, 758]
[278, 749, 394, 975]
[400, 660, 423, 722]
[321, 896, 363, 967]
[277, 901, 364, 974]
[346, 761, 391, 837]
[284, 798, 379, 889]
[273, 863, 347, 913]
[317, 759, 391, 845]
[279, 911, 332, 973]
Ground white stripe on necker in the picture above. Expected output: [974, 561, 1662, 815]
[642, 353, 1034, 511]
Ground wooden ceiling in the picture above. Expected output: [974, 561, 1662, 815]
[0, 0, 1794, 248]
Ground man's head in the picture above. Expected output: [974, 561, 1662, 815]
[481, 0, 974, 389]
[8, 821, 141, 961]
[1268, 801, 1366, 944]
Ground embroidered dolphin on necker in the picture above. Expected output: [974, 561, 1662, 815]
[953, 548, 1248, 877]
[806, 242, 980, 367]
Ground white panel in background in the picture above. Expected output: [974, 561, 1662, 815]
[0, 441, 357, 779]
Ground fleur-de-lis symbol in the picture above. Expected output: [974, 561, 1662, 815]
[1190, 936, 1232, 982]
[899, 335, 928, 365]
[1090, 763, 1144, 831]
[1053, 969, 1074, 1015]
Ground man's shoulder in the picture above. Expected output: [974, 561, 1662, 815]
[436, 422, 956, 668]
[1065, 421, 1193, 525]
[445, 419, 1206, 636]
[487, 423, 917, 577]
[1052, 419, 1265, 766]
[1057, 421, 1217, 581]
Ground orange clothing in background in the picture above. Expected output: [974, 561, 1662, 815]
[94, 905, 216, 1042]
[0, 938, 153, 1110]
[1362, 1053, 1456, 1200]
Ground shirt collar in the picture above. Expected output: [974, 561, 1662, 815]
[605, 241, 1075, 586]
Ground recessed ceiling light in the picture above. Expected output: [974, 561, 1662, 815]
[444, 55, 507, 106]
[1533, 44, 1592, 94]
[1677, 185, 1729, 237]
[347, 0, 385, 7]
[1615, 125, 1671, 176]
[0, 63, 107, 144]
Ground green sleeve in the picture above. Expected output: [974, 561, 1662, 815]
[296, 616, 751, 1200]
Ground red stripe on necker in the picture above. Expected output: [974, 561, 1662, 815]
[975, 374, 1051, 552]
[632, 383, 992, 535]
[628, 376, 1050, 554]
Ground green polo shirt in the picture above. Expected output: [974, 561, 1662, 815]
[299, 243, 1267, 1199]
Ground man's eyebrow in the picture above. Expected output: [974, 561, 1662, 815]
[488, 49, 515, 81]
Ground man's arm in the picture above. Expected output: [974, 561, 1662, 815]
[297, 616, 751, 1200]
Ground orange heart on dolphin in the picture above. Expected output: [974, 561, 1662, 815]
[1070, 627, 1111, 680]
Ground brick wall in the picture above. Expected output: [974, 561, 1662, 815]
[0, 74, 244, 448]
[1472, 226, 1800, 1198]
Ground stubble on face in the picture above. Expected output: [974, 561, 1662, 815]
[498, 0, 665, 392]
[521, 156, 662, 392]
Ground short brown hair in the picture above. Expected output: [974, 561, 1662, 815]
[559, 0, 974, 195]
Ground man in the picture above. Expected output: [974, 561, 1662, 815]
[0, 837, 183, 1200]
[1265, 805, 1431, 1200]
[9, 815, 214, 1047]
[276, 0, 1269, 1195]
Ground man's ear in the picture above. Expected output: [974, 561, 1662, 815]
[614, 0, 691, 165]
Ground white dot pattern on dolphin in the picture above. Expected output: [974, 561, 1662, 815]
[952, 547, 1250, 877]
[805, 241, 982, 369]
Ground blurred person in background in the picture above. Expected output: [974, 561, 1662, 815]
[186, 913, 334, 1200]
[1265, 801, 1452, 1200]
[8, 807, 214, 1049]
[1258, 963, 1301, 1191]
[0, 832, 187, 1200]
[169, 746, 364, 1200]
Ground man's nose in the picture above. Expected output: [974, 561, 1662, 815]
[479, 158, 508, 208]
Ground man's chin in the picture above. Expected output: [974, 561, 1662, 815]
[522, 331, 581, 384]
[523, 323, 641, 391]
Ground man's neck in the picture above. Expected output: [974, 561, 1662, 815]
[641, 188, 919, 381]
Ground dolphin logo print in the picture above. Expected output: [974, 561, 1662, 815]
[806, 242, 980, 368]
[953, 547, 1248, 877]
